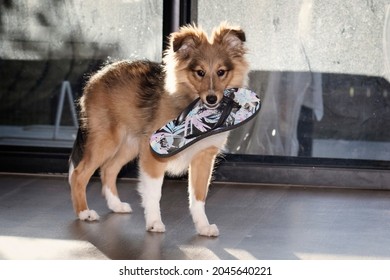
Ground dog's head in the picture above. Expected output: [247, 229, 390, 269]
[164, 22, 249, 108]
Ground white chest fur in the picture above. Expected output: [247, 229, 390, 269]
[165, 132, 229, 176]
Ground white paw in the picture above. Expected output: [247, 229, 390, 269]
[146, 221, 166, 233]
[103, 187, 132, 213]
[110, 202, 132, 213]
[197, 224, 219, 237]
[78, 209, 100, 221]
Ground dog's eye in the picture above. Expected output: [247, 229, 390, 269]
[217, 69, 226, 77]
[196, 70, 206, 77]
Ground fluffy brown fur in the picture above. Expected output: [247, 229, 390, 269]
[69, 23, 249, 236]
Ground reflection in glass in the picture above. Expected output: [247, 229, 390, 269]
[0, 0, 162, 147]
[198, 0, 390, 161]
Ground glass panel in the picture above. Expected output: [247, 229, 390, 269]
[0, 0, 162, 147]
[198, 0, 390, 161]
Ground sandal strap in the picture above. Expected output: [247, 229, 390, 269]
[184, 95, 240, 139]
[174, 87, 240, 127]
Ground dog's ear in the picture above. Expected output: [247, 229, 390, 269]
[172, 34, 197, 55]
[212, 23, 246, 56]
[169, 25, 206, 59]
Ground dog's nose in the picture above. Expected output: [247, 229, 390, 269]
[206, 95, 218, 105]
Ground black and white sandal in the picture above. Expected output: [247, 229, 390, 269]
[150, 88, 261, 157]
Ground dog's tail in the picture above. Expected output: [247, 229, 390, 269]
[68, 128, 86, 185]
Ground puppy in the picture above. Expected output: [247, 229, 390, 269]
[68, 23, 249, 236]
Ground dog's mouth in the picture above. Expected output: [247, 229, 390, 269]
[204, 103, 219, 110]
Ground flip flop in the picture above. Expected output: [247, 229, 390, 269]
[150, 87, 261, 158]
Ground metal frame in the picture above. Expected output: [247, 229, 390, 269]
[0, 145, 389, 190]
[53, 81, 78, 140]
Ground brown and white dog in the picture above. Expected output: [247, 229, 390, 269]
[68, 23, 249, 236]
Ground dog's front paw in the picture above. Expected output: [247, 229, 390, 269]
[110, 202, 132, 213]
[78, 209, 100, 221]
[197, 224, 219, 237]
[146, 221, 166, 233]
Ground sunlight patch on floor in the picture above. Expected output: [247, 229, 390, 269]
[0, 235, 109, 260]
[178, 245, 220, 260]
[295, 252, 377, 260]
[224, 248, 257, 260]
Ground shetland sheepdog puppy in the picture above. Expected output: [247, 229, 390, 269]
[68, 23, 248, 236]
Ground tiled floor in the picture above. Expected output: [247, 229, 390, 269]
[1, 174, 390, 260]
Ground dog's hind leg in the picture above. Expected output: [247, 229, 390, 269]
[188, 146, 220, 237]
[100, 138, 139, 213]
[70, 157, 101, 221]
[70, 131, 122, 221]
[138, 145, 167, 233]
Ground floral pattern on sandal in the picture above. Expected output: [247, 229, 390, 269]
[150, 88, 261, 157]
